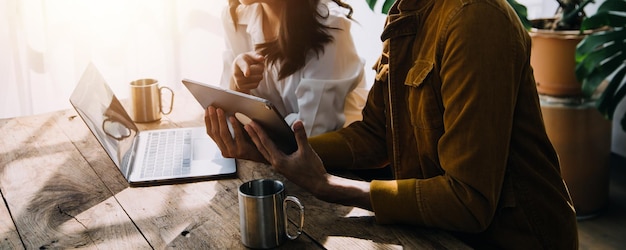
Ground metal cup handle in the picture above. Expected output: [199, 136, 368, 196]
[159, 86, 174, 115]
[283, 196, 304, 240]
[102, 118, 132, 140]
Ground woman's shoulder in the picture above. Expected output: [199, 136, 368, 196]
[322, 2, 353, 30]
[222, 3, 262, 26]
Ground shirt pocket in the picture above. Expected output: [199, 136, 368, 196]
[405, 60, 444, 130]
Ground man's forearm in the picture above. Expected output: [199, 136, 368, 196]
[313, 174, 373, 211]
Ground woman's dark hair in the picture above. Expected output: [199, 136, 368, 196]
[228, 0, 354, 80]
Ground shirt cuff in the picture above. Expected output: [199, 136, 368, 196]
[370, 179, 423, 224]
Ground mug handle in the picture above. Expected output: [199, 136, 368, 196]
[101, 118, 132, 140]
[283, 196, 304, 240]
[159, 86, 174, 115]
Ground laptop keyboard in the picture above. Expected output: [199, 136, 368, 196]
[141, 129, 192, 178]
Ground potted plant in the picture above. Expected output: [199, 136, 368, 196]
[576, 0, 626, 132]
[495, 0, 625, 132]
[365, 0, 626, 219]
[520, 0, 625, 219]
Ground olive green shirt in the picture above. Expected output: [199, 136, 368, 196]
[310, 0, 578, 248]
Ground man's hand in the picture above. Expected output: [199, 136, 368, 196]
[244, 120, 373, 210]
[245, 120, 328, 193]
[232, 52, 265, 94]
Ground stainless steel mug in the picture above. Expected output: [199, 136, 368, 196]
[130, 78, 173, 123]
[238, 179, 304, 249]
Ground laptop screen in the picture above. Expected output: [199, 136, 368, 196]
[69, 63, 139, 174]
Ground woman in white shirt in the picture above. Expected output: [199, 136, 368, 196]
[219, 0, 368, 137]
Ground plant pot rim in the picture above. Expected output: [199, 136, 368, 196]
[529, 28, 592, 39]
[539, 94, 598, 108]
[529, 18, 598, 39]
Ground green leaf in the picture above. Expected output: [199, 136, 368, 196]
[382, 0, 394, 14]
[364, 0, 395, 14]
[576, 31, 624, 56]
[606, 71, 626, 117]
[597, 0, 626, 13]
[583, 13, 626, 30]
[576, 32, 624, 75]
[577, 26, 626, 96]
[576, 0, 626, 130]
[596, 67, 626, 119]
[506, 0, 531, 30]
[581, 52, 626, 96]
[365, 0, 377, 11]
[582, 0, 626, 29]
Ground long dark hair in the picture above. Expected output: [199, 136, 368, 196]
[228, 0, 354, 80]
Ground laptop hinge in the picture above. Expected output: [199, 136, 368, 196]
[123, 135, 140, 178]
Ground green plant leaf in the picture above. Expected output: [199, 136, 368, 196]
[582, 0, 626, 29]
[581, 51, 625, 96]
[606, 72, 626, 118]
[576, 0, 626, 129]
[576, 41, 620, 78]
[559, 0, 595, 30]
[365, 0, 377, 10]
[596, 67, 626, 120]
[597, 0, 626, 13]
[583, 12, 626, 30]
[506, 0, 532, 30]
[382, 0, 394, 14]
[364, 0, 395, 14]
[576, 30, 626, 84]
[576, 30, 624, 56]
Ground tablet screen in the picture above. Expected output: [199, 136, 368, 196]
[182, 79, 298, 154]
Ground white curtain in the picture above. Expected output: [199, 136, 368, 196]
[0, 0, 228, 118]
[3, 0, 622, 155]
[0, 0, 387, 119]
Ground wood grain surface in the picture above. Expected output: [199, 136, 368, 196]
[0, 87, 469, 249]
[0, 188, 21, 249]
[0, 112, 148, 249]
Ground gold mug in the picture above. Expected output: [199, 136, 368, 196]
[130, 78, 173, 123]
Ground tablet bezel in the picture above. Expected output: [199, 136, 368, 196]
[182, 79, 298, 154]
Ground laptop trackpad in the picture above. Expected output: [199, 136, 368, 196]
[192, 139, 217, 161]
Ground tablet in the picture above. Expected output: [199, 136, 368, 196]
[182, 79, 297, 154]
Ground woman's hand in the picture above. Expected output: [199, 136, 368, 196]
[204, 106, 266, 163]
[232, 52, 265, 94]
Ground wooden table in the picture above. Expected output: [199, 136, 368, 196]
[0, 89, 469, 249]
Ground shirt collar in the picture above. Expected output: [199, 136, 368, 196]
[236, 4, 266, 44]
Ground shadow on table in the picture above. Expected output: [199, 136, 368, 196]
[2, 109, 466, 249]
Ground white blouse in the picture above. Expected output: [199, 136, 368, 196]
[220, 2, 368, 136]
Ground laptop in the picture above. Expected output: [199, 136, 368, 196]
[69, 63, 237, 186]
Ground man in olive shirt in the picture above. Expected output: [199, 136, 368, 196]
[205, 0, 579, 248]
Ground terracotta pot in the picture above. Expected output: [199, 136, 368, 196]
[530, 29, 588, 97]
[540, 95, 612, 219]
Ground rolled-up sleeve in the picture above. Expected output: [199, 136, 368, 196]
[370, 179, 424, 224]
